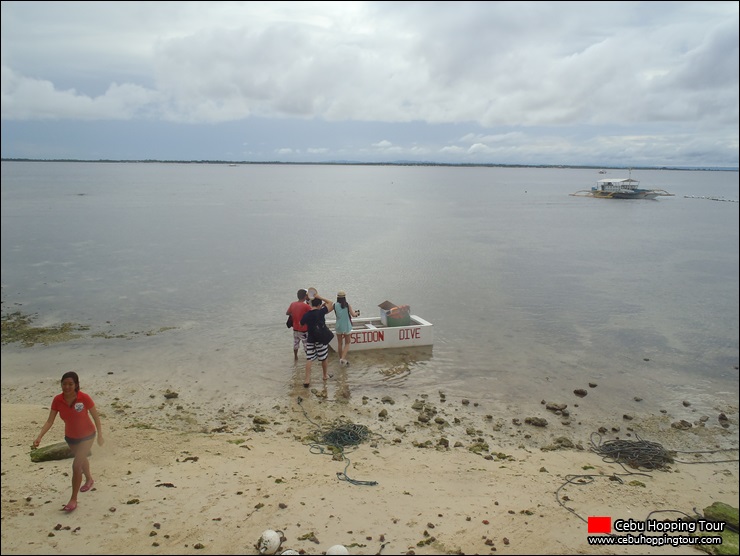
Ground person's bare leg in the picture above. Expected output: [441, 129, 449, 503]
[336, 336, 344, 363]
[65, 438, 94, 510]
[341, 334, 350, 363]
[322, 358, 331, 380]
[80, 454, 94, 492]
[304, 360, 312, 386]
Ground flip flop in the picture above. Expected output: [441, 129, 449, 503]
[323, 373, 333, 380]
[80, 480, 94, 492]
[303, 383, 310, 388]
[62, 502, 77, 512]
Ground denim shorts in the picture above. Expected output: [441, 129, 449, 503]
[65, 432, 96, 446]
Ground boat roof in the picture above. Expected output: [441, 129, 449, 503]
[597, 178, 639, 184]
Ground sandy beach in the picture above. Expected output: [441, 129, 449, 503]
[1, 370, 738, 556]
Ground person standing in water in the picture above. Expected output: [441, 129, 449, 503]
[334, 290, 359, 366]
[286, 288, 311, 360]
[300, 293, 334, 387]
[34, 371, 104, 513]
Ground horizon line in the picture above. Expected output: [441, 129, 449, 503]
[2, 158, 737, 172]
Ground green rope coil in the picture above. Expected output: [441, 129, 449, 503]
[321, 423, 374, 448]
[297, 396, 382, 486]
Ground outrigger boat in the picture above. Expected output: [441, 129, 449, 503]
[571, 172, 673, 200]
[325, 313, 434, 352]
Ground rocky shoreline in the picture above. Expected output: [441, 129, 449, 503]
[2, 371, 739, 555]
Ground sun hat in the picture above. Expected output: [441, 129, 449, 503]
[337, 290, 346, 297]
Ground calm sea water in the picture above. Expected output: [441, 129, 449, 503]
[2, 161, 738, 423]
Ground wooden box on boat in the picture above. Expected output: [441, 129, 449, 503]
[378, 300, 411, 326]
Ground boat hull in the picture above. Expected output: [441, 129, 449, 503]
[570, 175, 673, 199]
[591, 189, 659, 200]
[325, 315, 433, 351]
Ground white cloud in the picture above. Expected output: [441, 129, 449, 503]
[1, 1, 737, 167]
[1, 66, 161, 120]
[372, 140, 393, 148]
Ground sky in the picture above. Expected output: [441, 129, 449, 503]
[1, 1, 738, 168]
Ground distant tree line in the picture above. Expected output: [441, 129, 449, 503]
[0, 158, 734, 171]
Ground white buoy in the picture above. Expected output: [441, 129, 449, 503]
[257, 529, 283, 555]
[326, 545, 349, 555]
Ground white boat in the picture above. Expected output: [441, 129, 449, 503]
[571, 171, 673, 200]
[324, 315, 433, 351]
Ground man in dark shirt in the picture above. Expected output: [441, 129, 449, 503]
[299, 294, 334, 387]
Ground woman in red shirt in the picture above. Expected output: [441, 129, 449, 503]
[34, 371, 104, 512]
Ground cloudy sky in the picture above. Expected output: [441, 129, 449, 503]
[1, 1, 738, 168]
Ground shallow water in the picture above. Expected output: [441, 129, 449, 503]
[2, 161, 738, 428]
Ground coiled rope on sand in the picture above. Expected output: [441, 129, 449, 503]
[589, 431, 675, 470]
[557, 431, 738, 525]
[296, 396, 383, 486]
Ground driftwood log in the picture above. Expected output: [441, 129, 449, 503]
[30, 441, 74, 462]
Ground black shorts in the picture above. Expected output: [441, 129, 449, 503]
[65, 432, 96, 446]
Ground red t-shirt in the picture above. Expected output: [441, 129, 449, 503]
[287, 301, 311, 332]
[51, 391, 96, 439]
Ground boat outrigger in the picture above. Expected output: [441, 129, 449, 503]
[571, 172, 673, 200]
